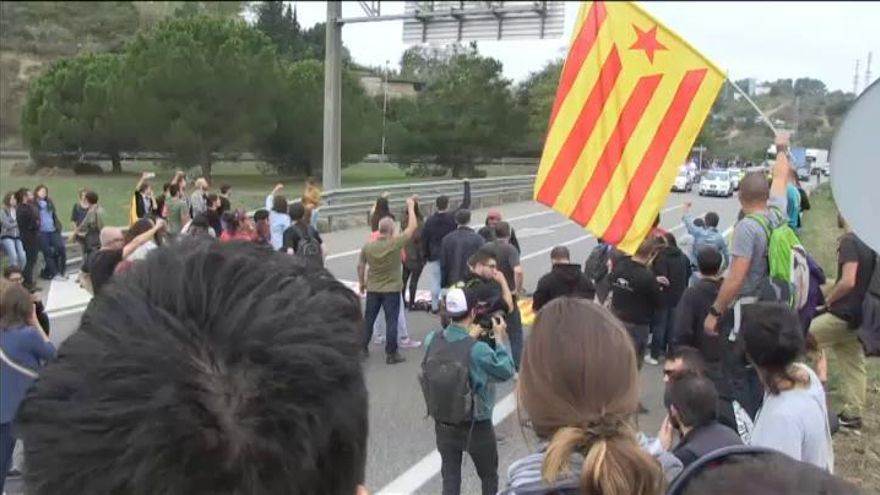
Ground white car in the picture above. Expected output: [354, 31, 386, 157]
[728, 167, 742, 190]
[699, 170, 734, 197]
[671, 170, 692, 192]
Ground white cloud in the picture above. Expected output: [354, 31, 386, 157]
[287, 1, 879, 91]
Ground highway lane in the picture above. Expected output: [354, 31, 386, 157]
[40, 188, 745, 495]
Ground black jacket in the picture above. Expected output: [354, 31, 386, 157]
[609, 256, 662, 325]
[421, 182, 471, 262]
[652, 246, 692, 307]
[478, 225, 521, 253]
[532, 263, 595, 312]
[15, 203, 40, 245]
[440, 226, 485, 287]
[672, 421, 743, 468]
[673, 278, 725, 363]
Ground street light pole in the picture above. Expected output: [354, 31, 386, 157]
[381, 59, 389, 161]
[322, 1, 343, 190]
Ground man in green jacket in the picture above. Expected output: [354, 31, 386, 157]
[423, 287, 516, 495]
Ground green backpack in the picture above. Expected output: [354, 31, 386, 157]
[747, 207, 811, 309]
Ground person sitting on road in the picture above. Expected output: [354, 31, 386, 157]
[502, 298, 681, 495]
[440, 209, 486, 289]
[15, 240, 369, 495]
[742, 302, 834, 472]
[422, 287, 516, 495]
[658, 374, 743, 469]
[532, 246, 595, 312]
[1, 282, 56, 494]
[478, 209, 521, 253]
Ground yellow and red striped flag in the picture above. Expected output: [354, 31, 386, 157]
[535, 1, 725, 254]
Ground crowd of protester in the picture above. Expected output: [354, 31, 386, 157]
[1, 133, 876, 494]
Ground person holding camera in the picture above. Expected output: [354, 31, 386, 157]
[421, 287, 516, 495]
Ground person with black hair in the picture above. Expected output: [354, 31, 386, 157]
[440, 209, 485, 289]
[2, 265, 50, 336]
[165, 183, 189, 238]
[33, 185, 66, 281]
[203, 193, 222, 237]
[421, 180, 471, 312]
[674, 246, 726, 362]
[423, 287, 515, 495]
[15, 240, 369, 495]
[609, 237, 665, 373]
[252, 209, 272, 248]
[132, 172, 156, 222]
[283, 202, 325, 265]
[682, 201, 729, 270]
[400, 197, 425, 309]
[532, 246, 595, 312]
[72, 191, 104, 258]
[13, 189, 39, 288]
[742, 302, 833, 471]
[659, 374, 742, 468]
[647, 233, 692, 365]
[218, 184, 232, 218]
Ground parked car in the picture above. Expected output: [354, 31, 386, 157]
[671, 169, 692, 192]
[728, 167, 744, 190]
[699, 170, 734, 197]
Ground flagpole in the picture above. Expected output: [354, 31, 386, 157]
[727, 77, 778, 135]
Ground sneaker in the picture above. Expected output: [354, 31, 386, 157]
[53, 274, 69, 281]
[386, 353, 406, 365]
[644, 356, 660, 366]
[398, 337, 422, 349]
[372, 337, 386, 346]
[838, 413, 863, 430]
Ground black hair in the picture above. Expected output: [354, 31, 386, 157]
[704, 212, 719, 228]
[550, 246, 570, 260]
[16, 241, 368, 495]
[494, 221, 511, 239]
[220, 184, 231, 194]
[696, 246, 723, 276]
[169, 184, 180, 197]
[693, 218, 706, 228]
[162, 182, 172, 193]
[206, 193, 219, 208]
[436, 195, 449, 211]
[663, 232, 678, 248]
[253, 209, 269, 223]
[271, 195, 288, 214]
[455, 209, 471, 226]
[669, 374, 718, 429]
[125, 219, 160, 246]
[138, 182, 151, 194]
[468, 245, 498, 267]
[288, 202, 307, 223]
[741, 302, 805, 395]
[665, 345, 707, 376]
[84, 191, 99, 205]
[680, 450, 860, 495]
[14, 188, 29, 204]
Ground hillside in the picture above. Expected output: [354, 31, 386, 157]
[699, 79, 855, 161]
[0, 1, 245, 147]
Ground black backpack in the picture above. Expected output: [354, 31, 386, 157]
[858, 250, 880, 356]
[584, 244, 611, 283]
[293, 224, 323, 266]
[418, 331, 476, 424]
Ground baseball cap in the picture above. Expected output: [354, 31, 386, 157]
[445, 288, 471, 317]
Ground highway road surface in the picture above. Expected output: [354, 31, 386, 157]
[15, 187, 746, 495]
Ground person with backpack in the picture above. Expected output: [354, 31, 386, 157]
[809, 214, 876, 431]
[421, 287, 515, 495]
[282, 202, 325, 267]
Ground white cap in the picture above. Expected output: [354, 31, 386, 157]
[445, 288, 469, 316]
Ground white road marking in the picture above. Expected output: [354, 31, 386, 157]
[376, 216, 727, 495]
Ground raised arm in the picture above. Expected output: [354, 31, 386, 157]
[266, 183, 284, 210]
[401, 196, 418, 241]
[122, 220, 165, 259]
[455, 179, 471, 211]
[770, 132, 790, 202]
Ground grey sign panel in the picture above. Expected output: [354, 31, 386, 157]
[831, 78, 880, 251]
[403, 1, 565, 44]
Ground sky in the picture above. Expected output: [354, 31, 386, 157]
[273, 1, 880, 93]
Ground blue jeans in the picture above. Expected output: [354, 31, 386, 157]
[1, 422, 15, 493]
[364, 292, 401, 355]
[650, 306, 676, 359]
[38, 231, 66, 278]
[1, 238, 26, 269]
[506, 304, 524, 371]
[426, 260, 442, 311]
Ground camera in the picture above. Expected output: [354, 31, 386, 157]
[473, 302, 504, 348]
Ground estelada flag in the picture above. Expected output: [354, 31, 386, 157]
[534, 1, 724, 254]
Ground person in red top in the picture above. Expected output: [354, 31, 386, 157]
[219, 210, 257, 242]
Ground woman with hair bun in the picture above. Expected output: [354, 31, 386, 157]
[501, 298, 681, 495]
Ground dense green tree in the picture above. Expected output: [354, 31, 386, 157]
[258, 60, 380, 177]
[388, 48, 526, 177]
[515, 59, 562, 155]
[794, 77, 827, 97]
[122, 16, 279, 177]
[21, 53, 135, 172]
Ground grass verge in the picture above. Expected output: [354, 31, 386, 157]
[799, 183, 880, 491]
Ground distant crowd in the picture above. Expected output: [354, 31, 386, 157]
[1, 133, 877, 494]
